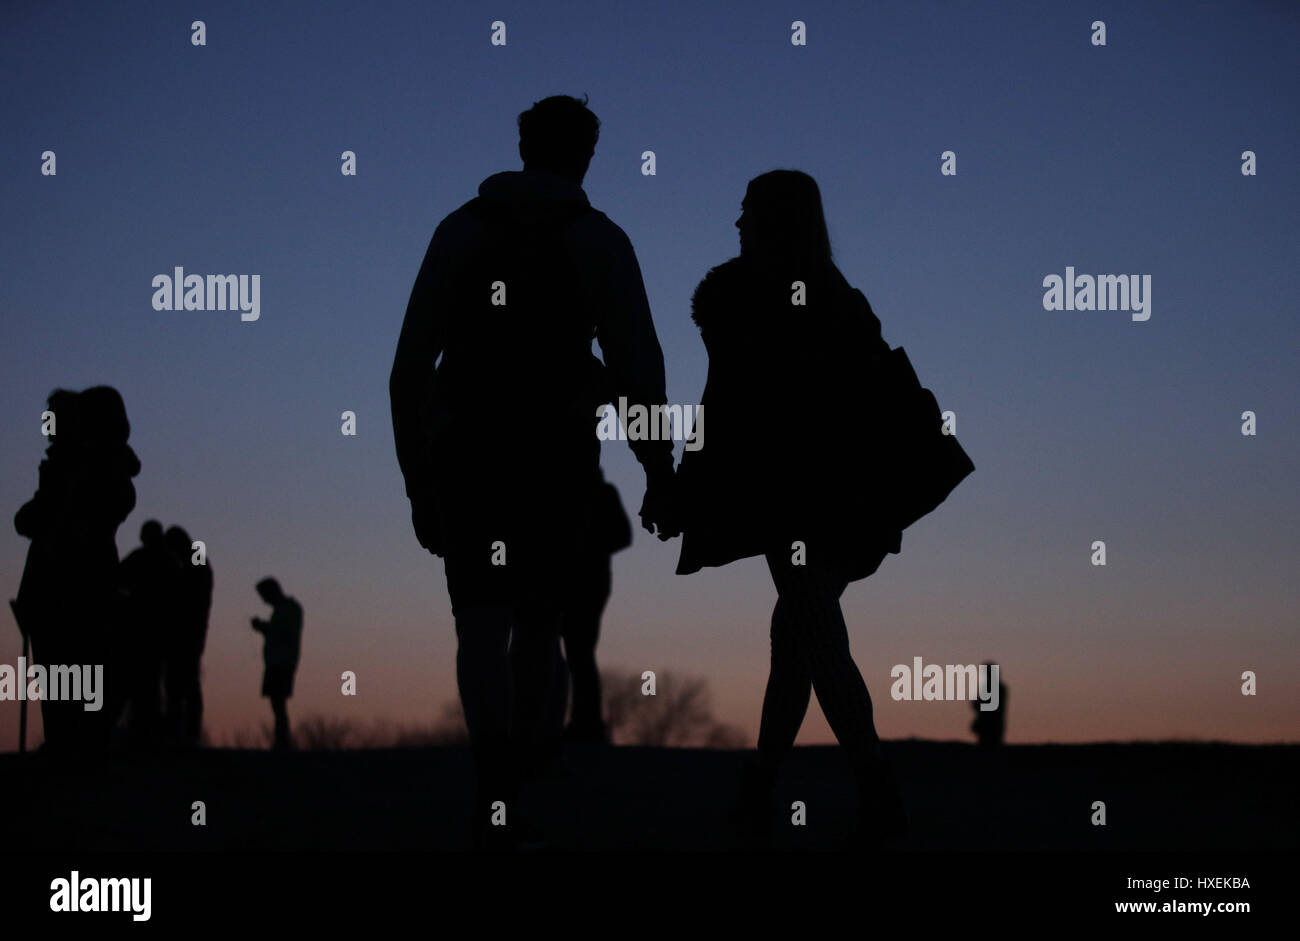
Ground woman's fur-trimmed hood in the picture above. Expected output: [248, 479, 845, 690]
[689, 255, 884, 350]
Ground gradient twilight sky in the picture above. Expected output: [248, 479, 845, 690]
[1, 0, 1297, 751]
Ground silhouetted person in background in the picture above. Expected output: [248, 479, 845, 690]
[390, 94, 679, 849]
[557, 473, 631, 744]
[13, 386, 140, 755]
[163, 525, 212, 747]
[971, 663, 1007, 748]
[675, 170, 908, 848]
[537, 468, 632, 754]
[120, 519, 174, 747]
[251, 577, 302, 751]
[546, 355, 634, 746]
[531, 360, 635, 760]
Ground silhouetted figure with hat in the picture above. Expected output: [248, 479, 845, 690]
[162, 525, 212, 747]
[250, 577, 302, 751]
[390, 94, 679, 849]
[13, 386, 140, 755]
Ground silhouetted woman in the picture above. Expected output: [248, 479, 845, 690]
[675, 170, 907, 846]
[14, 386, 140, 753]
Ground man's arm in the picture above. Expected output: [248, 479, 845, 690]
[390, 225, 449, 497]
[589, 224, 679, 536]
[390, 220, 460, 552]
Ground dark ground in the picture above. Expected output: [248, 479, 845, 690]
[0, 741, 1294, 852]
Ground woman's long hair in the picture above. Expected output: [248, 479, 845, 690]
[741, 169, 834, 271]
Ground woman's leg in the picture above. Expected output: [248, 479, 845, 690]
[754, 593, 813, 779]
[765, 550, 906, 842]
[764, 552, 882, 771]
[733, 560, 818, 840]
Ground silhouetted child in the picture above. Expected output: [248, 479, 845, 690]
[251, 577, 302, 751]
[162, 525, 212, 747]
[14, 386, 140, 754]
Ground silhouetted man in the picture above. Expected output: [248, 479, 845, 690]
[390, 94, 679, 848]
[162, 525, 212, 746]
[120, 519, 174, 747]
[251, 577, 302, 751]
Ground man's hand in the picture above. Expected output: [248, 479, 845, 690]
[639, 473, 682, 541]
[410, 493, 445, 556]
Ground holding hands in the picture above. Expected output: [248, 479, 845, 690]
[639, 469, 682, 541]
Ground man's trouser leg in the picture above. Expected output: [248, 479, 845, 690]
[453, 603, 518, 838]
[510, 602, 563, 775]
